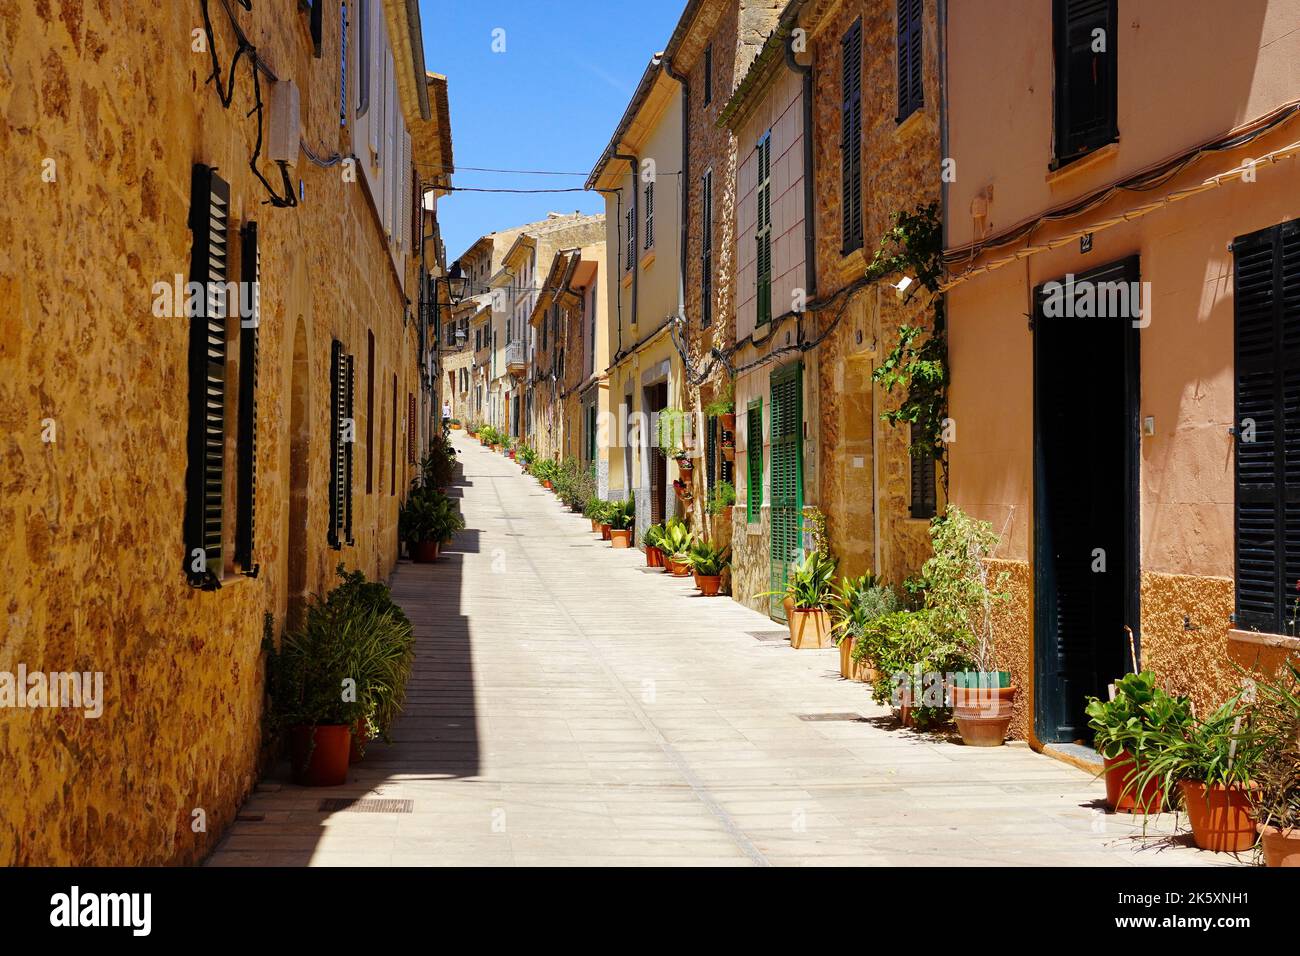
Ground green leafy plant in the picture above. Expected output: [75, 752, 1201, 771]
[1248, 660, 1300, 833]
[919, 505, 1009, 672]
[656, 408, 689, 457]
[643, 523, 666, 550]
[419, 433, 458, 489]
[765, 551, 837, 610]
[1084, 671, 1194, 762]
[399, 487, 465, 546]
[706, 479, 736, 516]
[868, 202, 948, 491]
[606, 497, 636, 531]
[853, 608, 973, 729]
[660, 517, 694, 559]
[830, 573, 898, 646]
[1128, 694, 1264, 808]
[703, 380, 735, 418]
[686, 540, 731, 576]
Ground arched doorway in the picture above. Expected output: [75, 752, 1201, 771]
[286, 316, 310, 628]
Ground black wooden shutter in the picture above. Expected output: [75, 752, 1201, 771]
[183, 164, 229, 589]
[308, 0, 324, 58]
[701, 170, 713, 327]
[644, 182, 654, 250]
[909, 423, 937, 519]
[344, 352, 355, 544]
[1234, 220, 1300, 633]
[328, 340, 345, 549]
[897, 0, 923, 121]
[841, 19, 863, 253]
[1052, 0, 1118, 167]
[235, 221, 260, 575]
[707, 415, 718, 487]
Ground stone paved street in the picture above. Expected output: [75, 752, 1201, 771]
[208, 435, 1237, 867]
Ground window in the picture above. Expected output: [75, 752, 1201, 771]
[701, 169, 713, 327]
[303, 0, 323, 58]
[625, 207, 635, 272]
[328, 340, 355, 548]
[390, 374, 397, 495]
[755, 132, 773, 326]
[1233, 218, 1300, 634]
[356, 0, 370, 118]
[896, 0, 923, 121]
[746, 400, 763, 523]
[1052, 0, 1118, 168]
[909, 423, 937, 519]
[408, 393, 416, 465]
[841, 19, 863, 253]
[703, 44, 713, 106]
[235, 221, 260, 575]
[643, 182, 655, 250]
[183, 164, 230, 589]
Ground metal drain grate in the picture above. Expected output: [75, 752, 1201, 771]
[748, 630, 790, 642]
[796, 713, 866, 722]
[318, 798, 413, 813]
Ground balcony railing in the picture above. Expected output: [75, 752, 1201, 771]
[505, 341, 525, 374]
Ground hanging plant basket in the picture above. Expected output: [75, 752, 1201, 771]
[721, 440, 735, 462]
[719, 412, 736, 432]
[673, 479, 693, 502]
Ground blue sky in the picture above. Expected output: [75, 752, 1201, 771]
[420, 0, 683, 260]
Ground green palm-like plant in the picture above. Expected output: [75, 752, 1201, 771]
[686, 540, 731, 576]
[661, 517, 694, 559]
[643, 523, 666, 550]
[762, 551, 837, 610]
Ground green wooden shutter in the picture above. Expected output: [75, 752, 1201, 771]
[769, 363, 804, 621]
[746, 400, 763, 524]
[183, 164, 229, 589]
[235, 221, 260, 575]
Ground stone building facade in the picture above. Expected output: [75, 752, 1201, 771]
[0, 0, 451, 863]
[803, 0, 942, 592]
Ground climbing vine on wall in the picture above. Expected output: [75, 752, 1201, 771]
[868, 202, 949, 493]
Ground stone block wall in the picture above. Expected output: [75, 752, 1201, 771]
[0, 0, 423, 863]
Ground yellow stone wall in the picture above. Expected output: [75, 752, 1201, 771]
[0, 0, 425, 863]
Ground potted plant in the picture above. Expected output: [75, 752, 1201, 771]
[586, 496, 606, 533]
[1085, 671, 1192, 813]
[686, 540, 730, 596]
[706, 480, 736, 522]
[263, 606, 368, 787]
[643, 523, 666, 568]
[765, 551, 837, 649]
[1247, 661, 1300, 866]
[607, 498, 635, 548]
[660, 518, 694, 576]
[398, 487, 464, 562]
[915, 507, 1014, 745]
[705, 383, 735, 434]
[1130, 694, 1263, 852]
[831, 574, 897, 681]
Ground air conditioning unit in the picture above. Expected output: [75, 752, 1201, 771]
[268, 80, 300, 166]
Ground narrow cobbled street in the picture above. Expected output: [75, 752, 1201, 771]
[208, 436, 1227, 867]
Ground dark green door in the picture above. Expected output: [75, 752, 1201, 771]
[769, 362, 803, 622]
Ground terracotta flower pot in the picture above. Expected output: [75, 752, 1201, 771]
[646, 545, 664, 567]
[542, 479, 552, 489]
[349, 717, 370, 764]
[838, 636, 854, 678]
[600, 523, 612, 541]
[290, 724, 351, 787]
[610, 529, 632, 548]
[719, 412, 736, 432]
[1179, 780, 1258, 853]
[721, 442, 735, 461]
[1103, 752, 1166, 814]
[1258, 824, 1300, 867]
[668, 558, 691, 577]
[590, 518, 600, 533]
[412, 540, 440, 563]
[952, 683, 1017, 747]
[788, 608, 832, 649]
[697, 574, 722, 596]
